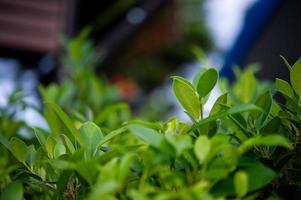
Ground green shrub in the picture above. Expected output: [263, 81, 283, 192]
[1, 56, 301, 199]
[0, 31, 301, 199]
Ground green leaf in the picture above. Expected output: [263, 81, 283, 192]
[197, 121, 218, 138]
[75, 160, 99, 185]
[290, 57, 301, 96]
[34, 128, 49, 146]
[253, 91, 273, 128]
[191, 45, 208, 64]
[128, 124, 163, 147]
[45, 136, 57, 159]
[165, 117, 178, 134]
[26, 145, 36, 166]
[228, 114, 250, 138]
[178, 122, 191, 135]
[166, 134, 192, 156]
[205, 137, 240, 181]
[242, 160, 276, 192]
[60, 134, 75, 154]
[34, 147, 44, 168]
[88, 181, 119, 200]
[54, 142, 66, 158]
[261, 117, 281, 133]
[43, 107, 60, 134]
[233, 68, 256, 103]
[234, 171, 248, 198]
[100, 158, 119, 180]
[194, 104, 261, 129]
[118, 153, 134, 183]
[209, 93, 228, 116]
[194, 135, 210, 163]
[211, 159, 276, 196]
[205, 161, 230, 181]
[193, 68, 206, 87]
[0, 181, 23, 200]
[45, 101, 84, 145]
[280, 55, 292, 72]
[79, 121, 104, 157]
[51, 159, 76, 170]
[126, 119, 163, 130]
[128, 124, 173, 155]
[196, 68, 218, 97]
[39, 84, 59, 101]
[172, 76, 200, 119]
[276, 78, 294, 98]
[239, 135, 292, 154]
[222, 145, 240, 167]
[97, 126, 127, 147]
[10, 137, 28, 163]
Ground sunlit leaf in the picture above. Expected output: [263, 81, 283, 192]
[252, 91, 273, 128]
[79, 121, 104, 157]
[26, 145, 36, 166]
[88, 181, 119, 200]
[166, 134, 192, 156]
[234, 171, 248, 198]
[290, 57, 301, 96]
[196, 68, 218, 98]
[194, 135, 210, 163]
[60, 134, 75, 154]
[34, 128, 49, 147]
[172, 76, 200, 119]
[209, 93, 228, 116]
[45, 101, 84, 145]
[45, 136, 57, 159]
[233, 68, 256, 103]
[54, 142, 66, 158]
[276, 78, 294, 98]
[10, 137, 28, 163]
[43, 107, 60, 134]
[128, 124, 173, 155]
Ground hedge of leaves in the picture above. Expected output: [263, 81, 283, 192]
[1, 44, 301, 199]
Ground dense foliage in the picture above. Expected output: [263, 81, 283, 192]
[0, 55, 301, 199]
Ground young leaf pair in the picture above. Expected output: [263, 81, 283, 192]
[172, 68, 218, 120]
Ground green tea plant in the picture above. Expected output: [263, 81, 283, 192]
[1, 57, 300, 199]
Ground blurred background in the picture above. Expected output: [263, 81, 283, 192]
[0, 0, 300, 124]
